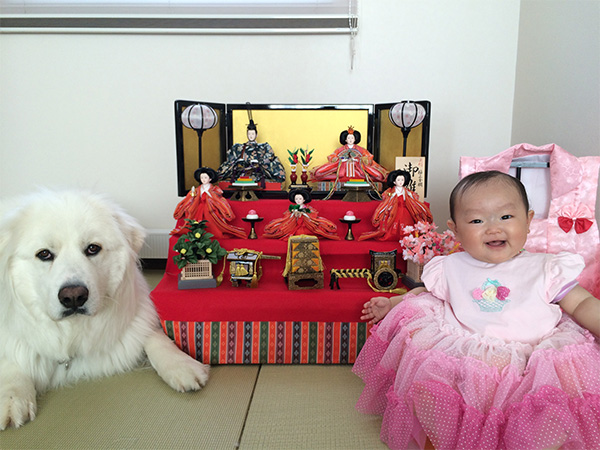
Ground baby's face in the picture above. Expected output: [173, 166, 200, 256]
[447, 179, 534, 264]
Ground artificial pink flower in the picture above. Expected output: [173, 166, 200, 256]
[401, 221, 462, 265]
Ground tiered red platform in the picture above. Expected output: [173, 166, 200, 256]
[151, 197, 408, 364]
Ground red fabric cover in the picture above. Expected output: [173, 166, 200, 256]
[151, 199, 408, 324]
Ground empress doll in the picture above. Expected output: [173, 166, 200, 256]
[310, 126, 388, 186]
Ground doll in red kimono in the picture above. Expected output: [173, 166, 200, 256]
[359, 169, 433, 241]
[171, 167, 246, 239]
[310, 126, 388, 193]
[262, 188, 340, 240]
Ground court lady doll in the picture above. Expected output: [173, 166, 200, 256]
[262, 188, 340, 240]
[171, 167, 246, 239]
[359, 169, 433, 241]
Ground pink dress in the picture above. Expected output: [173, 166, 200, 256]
[353, 251, 600, 450]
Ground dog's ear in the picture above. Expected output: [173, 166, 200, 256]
[112, 207, 147, 256]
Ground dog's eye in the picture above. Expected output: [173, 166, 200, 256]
[36, 249, 54, 261]
[85, 244, 102, 257]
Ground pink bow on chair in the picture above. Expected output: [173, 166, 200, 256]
[557, 204, 594, 234]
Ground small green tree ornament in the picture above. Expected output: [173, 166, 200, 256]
[173, 219, 228, 270]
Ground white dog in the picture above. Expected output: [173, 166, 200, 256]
[0, 190, 209, 429]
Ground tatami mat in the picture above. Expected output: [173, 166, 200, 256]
[144, 269, 165, 289]
[239, 365, 386, 449]
[0, 366, 259, 450]
[0, 270, 390, 450]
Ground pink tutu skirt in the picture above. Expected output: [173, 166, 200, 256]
[353, 293, 600, 450]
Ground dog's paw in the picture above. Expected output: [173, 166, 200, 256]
[160, 357, 210, 393]
[0, 382, 37, 430]
[145, 330, 210, 392]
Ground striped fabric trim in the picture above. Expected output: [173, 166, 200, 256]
[161, 320, 372, 365]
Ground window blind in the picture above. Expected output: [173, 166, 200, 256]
[0, 0, 359, 34]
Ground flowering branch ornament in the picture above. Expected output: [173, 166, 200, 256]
[287, 148, 300, 184]
[401, 221, 462, 265]
[300, 147, 314, 168]
[287, 148, 300, 166]
[173, 219, 228, 269]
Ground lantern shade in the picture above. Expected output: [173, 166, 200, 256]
[181, 103, 218, 171]
[181, 104, 218, 131]
[389, 102, 426, 130]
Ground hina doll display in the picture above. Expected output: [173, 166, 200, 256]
[171, 167, 246, 239]
[262, 188, 340, 240]
[358, 169, 433, 241]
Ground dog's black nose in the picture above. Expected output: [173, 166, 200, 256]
[58, 285, 89, 310]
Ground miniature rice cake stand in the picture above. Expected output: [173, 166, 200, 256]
[283, 235, 324, 290]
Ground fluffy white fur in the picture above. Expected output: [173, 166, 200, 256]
[0, 190, 209, 429]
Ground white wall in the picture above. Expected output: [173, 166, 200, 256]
[512, 0, 599, 152]
[0, 0, 527, 235]
[512, 0, 600, 221]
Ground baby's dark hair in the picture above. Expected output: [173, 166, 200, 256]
[449, 170, 530, 221]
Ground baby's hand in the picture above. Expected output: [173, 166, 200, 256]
[360, 296, 392, 324]
[360, 288, 426, 325]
